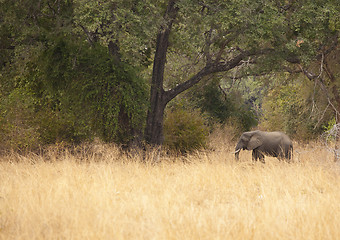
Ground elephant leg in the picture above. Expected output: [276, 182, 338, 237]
[252, 150, 258, 162]
[252, 149, 265, 163]
[258, 152, 265, 163]
[283, 150, 289, 162]
[279, 146, 291, 162]
[277, 146, 284, 161]
[286, 146, 293, 162]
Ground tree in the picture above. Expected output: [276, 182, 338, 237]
[275, 1, 340, 157]
[0, 0, 149, 149]
[145, 1, 255, 144]
[71, 0, 284, 145]
[143, 0, 281, 144]
[281, 0, 339, 122]
[145, 0, 340, 145]
[261, 77, 331, 139]
[1, 0, 338, 149]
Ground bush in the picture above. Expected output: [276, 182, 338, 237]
[163, 107, 209, 153]
[0, 89, 40, 151]
[0, 37, 149, 150]
[0, 88, 90, 152]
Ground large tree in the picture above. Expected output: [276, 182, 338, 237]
[71, 0, 340, 145]
[145, 0, 286, 144]
[145, 0, 339, 145]
[2, 0, 338, 148]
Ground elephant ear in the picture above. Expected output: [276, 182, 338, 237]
[247, 135, 263, 150]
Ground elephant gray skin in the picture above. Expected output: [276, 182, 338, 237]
[234, 130, 293, 163]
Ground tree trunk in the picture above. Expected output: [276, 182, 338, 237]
[144, 0, 178, 145]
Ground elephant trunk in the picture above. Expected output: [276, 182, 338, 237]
[235, 148, 241, 160]
[234, 140, 243, 160]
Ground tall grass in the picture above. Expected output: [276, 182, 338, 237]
[0, 141, 339, 239]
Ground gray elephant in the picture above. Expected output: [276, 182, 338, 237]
[234, 130, 293, 162]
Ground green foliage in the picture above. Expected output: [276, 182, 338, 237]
[0, 88, 86, 151]
[164, 106, 209, 153]
[0, 0, 150, 149]
[0, 89, 40, 151]
[193, 80, 258, 132]
[261, 78, 331, 140]
[235, 104, 259, 132]
[1, 0, 339, 150]
[73, 0, 161, 67]
[37, 38, 149, 144]
[0, 35, 148, 149]
[197, 81, 234, 123]
[323, 118, 336, 133]
[43, 38, 145, 138]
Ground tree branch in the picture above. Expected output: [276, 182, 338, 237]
[212, 32, 241, 63]
[163, 54, 243, 104]
[78, 24, 98, 46]
[223, 72, 269, 81]
[163, 66, 213, 104]
[299, 65, 340, 118]
[163, 49, 270, 103]
[285, 33, 339, 64]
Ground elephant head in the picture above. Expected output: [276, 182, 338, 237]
[234, 131, 262, 160]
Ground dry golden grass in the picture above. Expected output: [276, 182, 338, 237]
[0, 141, 340, 239]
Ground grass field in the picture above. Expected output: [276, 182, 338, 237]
[0, 141, 340, 239]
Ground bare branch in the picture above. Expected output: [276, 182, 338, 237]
[300, 65, 340, 118]
[314, 103, 330, 129]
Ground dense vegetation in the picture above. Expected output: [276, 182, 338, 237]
[0, 0, 339, 152]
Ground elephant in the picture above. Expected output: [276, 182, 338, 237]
[234, 130, 293, 163]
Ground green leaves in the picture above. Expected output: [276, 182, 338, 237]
[0, 0, 339, 149]
[73, 0, 162, 67]
[193, 79, 258, 131]
[164, 106, 209, 153]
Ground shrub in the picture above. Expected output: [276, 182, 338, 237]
[0, 89, 40, 151]
[0, 88, 90, 152]
[0, 38, 149, 150]
[164, 107, 209, 153]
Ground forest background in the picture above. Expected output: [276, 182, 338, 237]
[0, 0, 339, 153]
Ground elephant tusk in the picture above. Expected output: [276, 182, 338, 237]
[233, 149, 241, 154]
